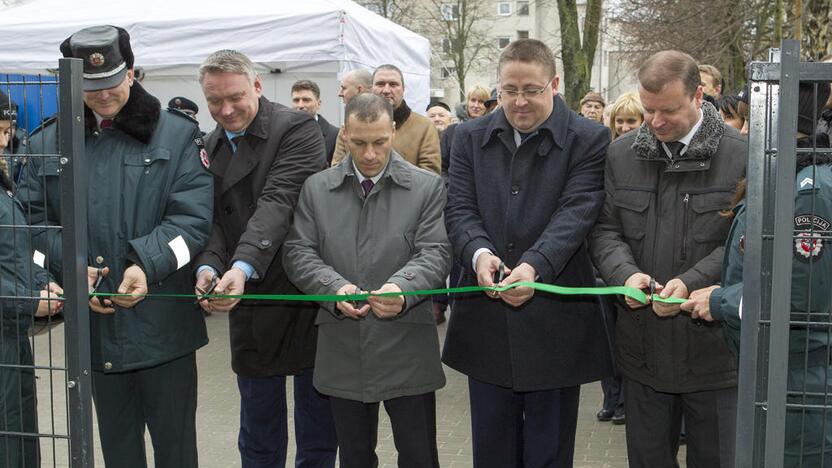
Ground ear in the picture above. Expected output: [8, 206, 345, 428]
[253, 75, 263, 98]
[126, 68, 135, 87]
[550, 75, 560, 96]
[693, 85, 704, 109]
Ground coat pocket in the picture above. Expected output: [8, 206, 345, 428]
[122, 149, 171, 231]
[613, 189, 651, 260]
[686, 320, 737, 376]
[616, 306, 647, 365]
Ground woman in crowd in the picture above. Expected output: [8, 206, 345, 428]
[607, 91, 644, 139]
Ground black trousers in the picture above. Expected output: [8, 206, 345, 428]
[624, 378, 737, 468]
[92, 352, 198, 468]
[329, 392, 439, 468]
[468, 377, 580, 468]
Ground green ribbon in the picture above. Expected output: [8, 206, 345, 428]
[91, 281, 687, 305]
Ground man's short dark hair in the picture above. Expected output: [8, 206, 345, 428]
[639, 50, 700, 97]
[498, 39, 556, 78]
[291, 79, 321, 99]
[373, 64, 405, 87]
[344, 93, 394, 129]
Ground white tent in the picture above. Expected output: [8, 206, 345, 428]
[0, 0, 431, 129]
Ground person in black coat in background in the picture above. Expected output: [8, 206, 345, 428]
[292, 79, 339, 166]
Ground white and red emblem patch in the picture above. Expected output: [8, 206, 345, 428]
[794, 214, 831, 262]
[89, 52, 106, 67]
[194, 137, 209, 169]
[200, 148, 210, 169]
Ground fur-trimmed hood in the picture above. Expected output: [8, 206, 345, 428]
[631, 101, 724, 161]
[84, 81, 160, 145]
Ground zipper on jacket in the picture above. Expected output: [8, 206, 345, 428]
[681, 193, 690, 261]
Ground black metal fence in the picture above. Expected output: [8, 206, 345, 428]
[737, 40, 832, 468]
[0, 58, 92, 467]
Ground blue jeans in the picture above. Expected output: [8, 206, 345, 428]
[237, 368, 337, 468]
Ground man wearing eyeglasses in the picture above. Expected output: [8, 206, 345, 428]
[443, 39, 613, 467]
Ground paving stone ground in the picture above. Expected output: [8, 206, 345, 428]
[32, 311, 687, 467]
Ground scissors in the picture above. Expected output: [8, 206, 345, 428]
[648, 277, 657, 302]
[490, 261, 506, 297]
[194, 274, 219, 304]
[90, 268, 110, 307]
[350, 285, 368, 310]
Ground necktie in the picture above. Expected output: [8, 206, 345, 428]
[100, 119, 113, 129]
[665, 141, 685, 159]
[361, 179, 374, 196]
[230, 135, 242, 154]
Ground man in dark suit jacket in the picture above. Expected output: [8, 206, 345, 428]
[292, 79, 338, 165]
[195, 50, 337, 468]
[443, 39, 614, 467]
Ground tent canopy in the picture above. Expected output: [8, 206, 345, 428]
[0, 0, 431, 126]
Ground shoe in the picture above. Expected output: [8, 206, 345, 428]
[596, 409, 614, 422]
[611, 408, 625, 425]
[432, 303, 447, 325]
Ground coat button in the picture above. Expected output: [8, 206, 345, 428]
[319, 275, 332, 284]
[95, 256, 104, 265]
[260, 239, 272, 248]
[511, 185, 520, 195]
[507, 242, 515, 251]
[403, 271, 415, 280]
[224, 206, 233, 215]
[103, 362, 112, 370]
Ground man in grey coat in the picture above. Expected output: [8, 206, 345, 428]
[589, 50, 746, 468]
[283, 93, 450, 468]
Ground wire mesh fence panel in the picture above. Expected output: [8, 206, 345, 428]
[738, 40, 832, 468]
[0, 58, 93, 467]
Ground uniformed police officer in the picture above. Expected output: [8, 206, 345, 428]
[17, 25, 213, 468]
[683, 81, 832, 467]
[168, 96, 199, 119]
[0, 90, 63, 468]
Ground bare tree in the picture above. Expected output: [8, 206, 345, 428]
[804, 0, 832, 59]
[419, 0, 495, 100]
[556, 0, 604, 108]
[615, 0, 832, 92]
[354, 0, 416, 25]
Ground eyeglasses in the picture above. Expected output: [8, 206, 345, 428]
[499, 81, 552, 101]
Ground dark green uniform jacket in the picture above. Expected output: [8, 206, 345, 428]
[17, 83, 214, 373]
[710, 151, 832, 466]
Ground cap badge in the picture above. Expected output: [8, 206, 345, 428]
[89, 52, 106, 67]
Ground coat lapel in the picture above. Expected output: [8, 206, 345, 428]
[220, 136, 261, 193]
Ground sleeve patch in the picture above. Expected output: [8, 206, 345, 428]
[794, 214, 830, 261]
[168, 235, 191, 270]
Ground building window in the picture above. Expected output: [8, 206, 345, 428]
[517, 30, 529, 39]
[441, 3, 459, 21]
[442, 38, 454, 54]
[497, 2, 511, 16]
[497, 36, 511, 49]
[517, 1, 529, 15]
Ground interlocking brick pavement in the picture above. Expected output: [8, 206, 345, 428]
[33, 311, 688, 467]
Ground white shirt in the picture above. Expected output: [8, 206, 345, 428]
[352, 161, 386, 186]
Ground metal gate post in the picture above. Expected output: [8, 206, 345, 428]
[58, 57, 94, 468]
